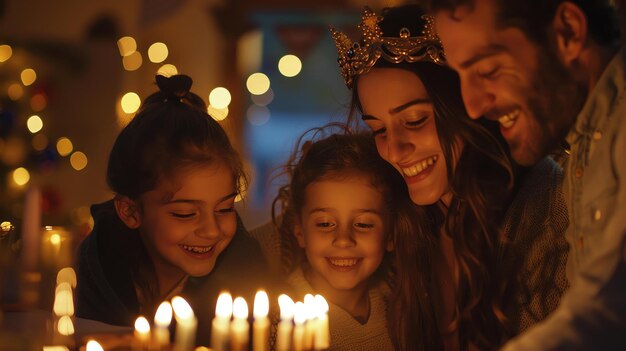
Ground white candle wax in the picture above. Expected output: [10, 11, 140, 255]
[313, 295, 330, 350]
[303, 294, 316, 350]
[253, 290, 270, 351]
[276, 294, 295, 351]
[211, 292, 232, 351]
[154, 301, 172, 350]
[230, 297, 249, 351]
[134, 316, 151, 351]
[172, 296, 197, 351]
[293, 301, 306, 351]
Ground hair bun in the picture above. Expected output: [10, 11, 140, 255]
[155, 74, 193, 99]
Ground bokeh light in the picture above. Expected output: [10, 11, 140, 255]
[56, 137, 73, 157]
[122, 51, 143, 71]
[0, 45, 12, 62]
[21, 68, 37, 86]
[121, 92, 141, 114]
[207, 105, 229, 121]
[7, 83, 23, 100]
[12, 167, 30, 186]
[278, 54, 302, 77]
[246, 73, 270, 95]
[30, 93, 47, 111]
[247, 105, 270, 126]
[70, 151, 88, 171]
[157, 64, 178, 77]
[117, 36, 137, 57]
[32, 133, 48, 151]
[209, 87, 231, 109]
[27, 115, 43, 133]
[250, 88, 274, 106]
[148, 42, 169, 63]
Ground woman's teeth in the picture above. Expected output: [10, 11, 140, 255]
[181, 245, 212, 254]
[498, 109, 520, 128]
[401, 155, 438, 177]
[328, 258, 359, 267]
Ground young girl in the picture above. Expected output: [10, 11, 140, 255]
[271, 129, 421, 350]
[76, 74, 269, 331]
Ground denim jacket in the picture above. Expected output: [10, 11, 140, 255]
[503, 47, 626, 350]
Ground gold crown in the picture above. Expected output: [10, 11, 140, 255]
[330, 7, 446, 89]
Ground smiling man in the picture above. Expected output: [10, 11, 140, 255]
[426, 0, 626, 349]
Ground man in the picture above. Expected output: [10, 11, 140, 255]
[426, 0, 625, 349]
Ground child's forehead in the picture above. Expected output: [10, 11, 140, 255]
[151, 161, 235, 201]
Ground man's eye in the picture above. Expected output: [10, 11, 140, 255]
[172, 212, 195, 218]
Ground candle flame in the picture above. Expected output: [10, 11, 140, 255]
[253, 290, 269, 318]
[294, 301, 306, 325]
[278, 294, 295, 320]
[50, 233, 61, 245]
[172, 296, 195, 320]
[86, 340, 104, 351]
[304, 294, 316, 320]
[155, 301, 173, 327]
[215, 291, 233, 319]
[43, 347, 69, 351]
[56, 267, 77, 288]
[314, 294, 329, 315]
[232, 297, 248, 319]
[53, 290, 74, 317]
[135, 316, 151, 334]
[55, 282, 72, 295]
[57, 315, 74, 336]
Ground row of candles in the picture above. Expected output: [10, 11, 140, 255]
[130, 290, 330, 351]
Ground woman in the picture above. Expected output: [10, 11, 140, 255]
[331, 5, 569, 350]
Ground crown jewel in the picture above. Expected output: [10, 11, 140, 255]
[330, 7, 446, 89]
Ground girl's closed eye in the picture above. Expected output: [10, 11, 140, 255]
[405, 115, 429, 128]
[171, 212, 196, 219]
[354, 222, 375, 229]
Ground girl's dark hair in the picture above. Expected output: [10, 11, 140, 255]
[350, 5, 515, 351]
[272, 125, 428, 289]
[106, 74, 245, 313]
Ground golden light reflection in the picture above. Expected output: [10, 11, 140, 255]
[70, 151, 88, 171]
[250, 88, 274, 107]
[57, 267, 77, 288]
[157, 64, 178, 77]
[209, 87, 231, 109]
[56, 137, 73, 157]
[148, 42, 169, 63]
[50, 233, 61, 246]
[86, 340, 104, 351]
[0, 45, 12, 62]
[117, 36, 137, 57]
[53, 290, 74, 317]
[246, 73, 270, 95]
[57, 315, 75, 336]
[30, 93, 47, 111]
[278, 54, 302, 77]
[121, 92, 141, 114]
[33, 133, 48, 151]
[7, 83, 23, 100]
[122, 51, 143, 71]
[207, 105, 228, 121]
[27, 115, 43, 133]
[12, 167, 30, 186]
[21, 68, 37, 86]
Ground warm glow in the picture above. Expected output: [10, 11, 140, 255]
[293, 301, 306, 325]
[121, 92, 141, 114]
[70, 151, 88, 171]
[135, 316, 151, 334]
[172, 296, 194, 320]
[207, 105, 229, 121]
[157, 64, 178, 77]
[30, 93, 47, 111]
[56, 137, 73, 156]
[7, 83, 23, 100]
[12, 167, 30, 186]
[215, 292, 233, 319]
[50, 233, 61, 245]
[246, 72, 270, 95]
[251, 88, 274, 107]
[148, 42, 169, 63]
[278, 54, 302, 77]
[21, 68, 37, 86]
[209, 87, 231, 109]
[117, 36, 137, 57]
[232, 297, 248, 320]
[57, 315, 75, 336]
[55, 282, 71, 296]
[43, 347, 69, 351]
[27, 115, 43, 133]
[86, 340, 104, 351]
[122, 51, 143, 71]
[253, 290, 269, 319]
[53, 290, 74, 317]
[0, 45, 12, 62]
[155, 301, 173, 327]
[278, 294, 295, 320]
[32, 133, 48, 151]
[195, 347, 211, 351]
[0, 221, 13, 232]
[57, 267, 77, 288]
[304, 294, 316, 321]
[314, 295, 329, 316]
[247, 105, 270, 126]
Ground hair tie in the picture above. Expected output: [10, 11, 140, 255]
[155, 74, 193, 100]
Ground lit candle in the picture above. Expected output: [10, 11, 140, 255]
[172, 296, 197, 351]
[253, 290, 270, 351]
[276, 294, 294, 351]
[53, 285, 74, 317]
[211, 292, 232, 351]
[154, 301, 173, 349]
[293, 301, 306, 351]
[134, 316, 151, 351]
[85, 340, 104, 351]
[230, 297, 249, 351]
[303, 294, 316, 350]
[56, 267, 77, 288]
[313, 295, 330, 350]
